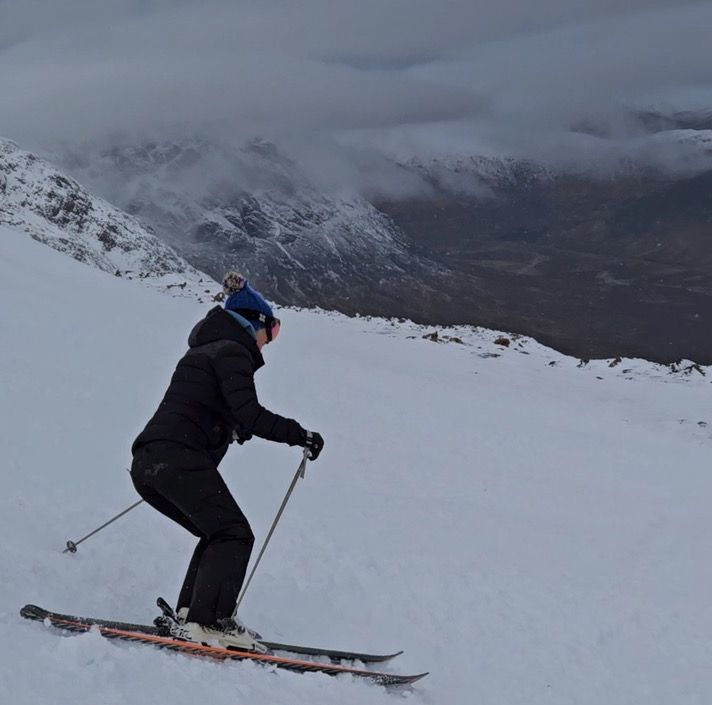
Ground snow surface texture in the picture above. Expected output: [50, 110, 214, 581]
[0, 139, 213, 300]
[1, 224, 712, 704]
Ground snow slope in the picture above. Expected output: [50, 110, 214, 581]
[0, 139, 212, 300]
[1, 224, 711, 704]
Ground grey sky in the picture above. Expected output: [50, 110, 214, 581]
[0, 0, 710, 175]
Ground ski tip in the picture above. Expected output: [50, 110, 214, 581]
[20, 604, 49, 621]
[369, 649, 404, 662]
[379, 671, 429, 687]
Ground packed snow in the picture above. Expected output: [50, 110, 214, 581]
[1, 224, 711, 704]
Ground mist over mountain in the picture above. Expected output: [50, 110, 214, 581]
[1, 0, 711, 362]
[59, 139, 443, 313]
[53, 130, 712, 364]
[2, 0, 712, 174]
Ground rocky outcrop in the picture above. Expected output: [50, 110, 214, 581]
[0, 140, 212, 299]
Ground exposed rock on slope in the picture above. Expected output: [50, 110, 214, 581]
[0, 140, 212, 299]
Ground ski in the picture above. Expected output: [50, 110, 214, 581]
[20, 605, 426, 686]
[20, 602, 402, 664]
[154, 596, 402, 663]
[155, 596, 403, 663]
[261, 640, 403, 664]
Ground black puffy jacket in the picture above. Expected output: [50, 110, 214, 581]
[132, 306, 306, 463]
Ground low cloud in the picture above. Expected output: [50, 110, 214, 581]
[1, 0, 711, 192]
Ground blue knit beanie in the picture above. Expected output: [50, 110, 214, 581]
[222, 271, 274, 329]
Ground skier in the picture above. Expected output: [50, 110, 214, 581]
[130, 271, 324, 651]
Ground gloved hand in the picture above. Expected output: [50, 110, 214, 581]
[232, 427, 253, 445]
[304, 431, 324, 461]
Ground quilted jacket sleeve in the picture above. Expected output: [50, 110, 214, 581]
[212, 343, 306, 446]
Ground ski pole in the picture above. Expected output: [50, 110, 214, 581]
[63, 499, 144, 554]
[233, 447, 309, 615]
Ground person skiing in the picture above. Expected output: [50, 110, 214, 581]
[130, 271, 324, 651]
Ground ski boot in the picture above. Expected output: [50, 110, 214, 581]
[155, 597, 267, 653]
[169, 617, 268, 653]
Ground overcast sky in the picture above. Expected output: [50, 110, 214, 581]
[1, 0, 711, 175]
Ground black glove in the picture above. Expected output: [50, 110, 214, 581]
[304, 431, 324, 461]
[232, 427, 253, 445]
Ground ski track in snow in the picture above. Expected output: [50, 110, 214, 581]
[1, 224, 711, 705]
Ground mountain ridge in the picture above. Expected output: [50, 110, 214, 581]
[0, 139, 212, 301]
[5, 134, 712, 363]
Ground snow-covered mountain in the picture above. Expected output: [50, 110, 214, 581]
[0, 139, 213, 299]
[56, 132, 712, 363]
[62, 139, 438, 310]
[2, 221, 711, 705]
[376, 131, 712, 364]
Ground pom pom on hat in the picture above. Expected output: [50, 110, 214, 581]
[222, 271, 246, 295]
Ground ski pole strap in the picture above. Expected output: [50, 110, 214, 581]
[233, 448, 309, 615]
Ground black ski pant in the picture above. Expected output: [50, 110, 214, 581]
[130, 441, 254, 626]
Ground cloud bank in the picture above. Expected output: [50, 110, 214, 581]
[1, 0, 711, 186]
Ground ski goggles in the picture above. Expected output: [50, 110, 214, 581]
[266, 317, 281, 343]
[231, 308, 281, 343]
